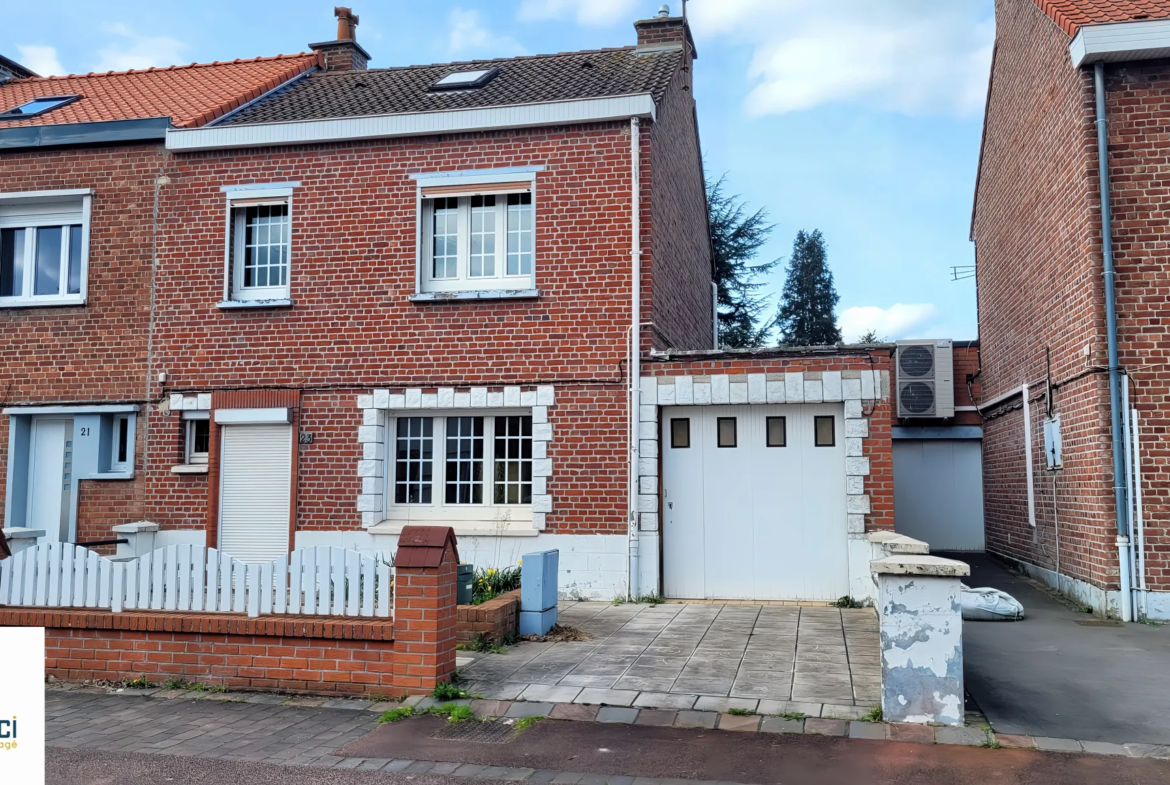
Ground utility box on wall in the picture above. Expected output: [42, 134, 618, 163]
[520, 549, 559, 636]
[1043, 417, 1062, 470]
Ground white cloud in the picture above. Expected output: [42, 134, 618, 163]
[518, 0, 641, 27]
[15, 44, 65, 77]
[839, 303, 939, 342]
[688, 0, 994, 117]
[448, 8, 526, 58]
[92, 22, 190, 72]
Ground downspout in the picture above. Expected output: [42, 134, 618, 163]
[628, 116, 641, 601]
[1094, 61, 1132, 621]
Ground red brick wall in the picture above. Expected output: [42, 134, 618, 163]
[393, 543, 457, 690]
[643, 351, 895, 532]
[0, 142, 162, 530]
[647, 53, 714, 351]
[974, 0, 1121, 587]
[456, 589, 519, 645]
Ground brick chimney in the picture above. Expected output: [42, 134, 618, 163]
[309, 7, 371, 71]
[634, 4, 697, 58]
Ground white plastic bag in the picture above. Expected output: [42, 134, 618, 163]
[961, 584, 1025, 621]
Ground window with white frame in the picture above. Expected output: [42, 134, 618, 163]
[224, 187, 293, 303]
[0, 191, 90, 307]
[185, 416, 210, 465]
[110, 413, 133, 472]
[387, 414, 533, 520]
[419, 180, 534, 293]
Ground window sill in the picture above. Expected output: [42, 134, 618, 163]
[86, 471, 134, 481]
[0, 298, 86, 309]
[217, 298, 293, 310]
[367, 520, 540, 537]
[170, 464, 209, 474]
[409, 289, 540, 303]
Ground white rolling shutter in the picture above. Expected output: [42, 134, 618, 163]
[219, 424, 292, 563]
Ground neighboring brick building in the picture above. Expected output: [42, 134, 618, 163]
[2, 8, 900, 603]
[973, 0, 1170, 619]
[0, 53, 320, 546]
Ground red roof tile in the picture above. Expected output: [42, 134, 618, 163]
[0, 53, 320, 129]
[1033, 0, 1170, 36]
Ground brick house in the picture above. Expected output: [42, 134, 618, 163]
[973, 0, 1170, 619]
[2, 8, 900, 603]
[0, 52, 320, 546]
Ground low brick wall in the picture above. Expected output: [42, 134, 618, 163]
[457, 589, 520, 645]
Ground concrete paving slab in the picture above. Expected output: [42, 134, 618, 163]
[935, 726, 988, 747]
[1081, 741, 1130, 756]
[505, 702, 554, 719]
[717, 713, 761, 732]
[550, 703, 599, 722]
[574, 688, 640, 706]
[1035, 737, 1084, 753]
[693, 697, 759, 713]
[633, 709, 677, 727]
[848, 722, 886, 740]
[760, 717, 805, 734]
[596, 707, 639, 724]
[633, 692, 697, 710]
[673, 710, 718, 729]
[804, 718, 847, 737]
[519, 685, 583, 703]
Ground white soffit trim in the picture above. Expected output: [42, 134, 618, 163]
[166, 94, 658, 152]
[2, 403, 138, 415]
[214, 407, 291, 424]
[1070, 19, 1170, 67]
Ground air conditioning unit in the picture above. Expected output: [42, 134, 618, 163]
[895, 339, 954, 419]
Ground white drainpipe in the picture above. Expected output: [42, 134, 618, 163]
[1023, 384, 1036, 530]
[628, 116, 641, 601]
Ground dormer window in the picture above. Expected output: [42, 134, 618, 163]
[0, 95, 79, 120]
[431, 68, 499, 91]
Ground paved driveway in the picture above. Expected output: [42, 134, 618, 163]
[953, 553, 1170, 745]
[459, 601, 880, 711]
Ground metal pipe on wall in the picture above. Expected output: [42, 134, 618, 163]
[1023, 383, 1036, 530]
[1094, 60, 1132, 622]
[1133, 407, 1147, 618]
[628, 116, 641, 601]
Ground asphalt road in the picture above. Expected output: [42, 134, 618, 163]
[953, 553, 1170, 744]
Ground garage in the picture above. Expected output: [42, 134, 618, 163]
[661, 403, 848, 601]
[893, 432, 984, 551]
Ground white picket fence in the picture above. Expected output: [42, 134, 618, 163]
[0, 543, 391, 618]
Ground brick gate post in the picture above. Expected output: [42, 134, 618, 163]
[393, 526, 459, 692]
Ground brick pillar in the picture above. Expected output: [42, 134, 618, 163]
[393, 526, 459, 692]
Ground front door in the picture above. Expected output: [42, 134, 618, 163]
[219, 423, 292, 563]
[28, 417, 73, 543]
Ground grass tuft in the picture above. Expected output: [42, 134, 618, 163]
[776, 711, 806, 720]
[514, 715, 543, 731]
[432, 682, 474, 701]
[726, 708, 755, 716]
[378, 706, 414, 723]
[860, 705, 883, 723]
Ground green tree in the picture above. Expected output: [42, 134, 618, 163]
[856, 329, 883, 343]
[775, 229, 842, 346]
[707, 175, 778, 347]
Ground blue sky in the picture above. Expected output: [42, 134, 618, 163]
[2, 0, 994, 341]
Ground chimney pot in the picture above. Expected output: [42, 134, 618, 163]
[309, 6, 371, 71]
[658, 4, 670, 17]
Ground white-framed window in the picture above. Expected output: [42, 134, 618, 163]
[386, 412, 533, 521]
[416, 171, 537, 294]
[109, 413, 133, 473]
[185, 416, 210, 465]
[222, 185, 294, 304]
[0, 190, 90, 307]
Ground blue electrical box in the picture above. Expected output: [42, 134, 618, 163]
[519, 549, 558, 635]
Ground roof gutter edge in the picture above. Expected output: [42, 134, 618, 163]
[165, 94, 658, 152]
[1070, 18, 1170, 67]
[0, 116, 171, 150]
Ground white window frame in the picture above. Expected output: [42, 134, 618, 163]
[222, 186, 294, 303]
[110, 413, 133, 473]
[383, 410, 534, 525]
[413, 169, 538, 294]
[0, 189, 91, 308]
[184, 413, 210, 465]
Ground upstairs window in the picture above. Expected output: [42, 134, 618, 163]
[222, 185, 295, 306]
[0, 190, 90, 307]
[416, 173, 536, 294]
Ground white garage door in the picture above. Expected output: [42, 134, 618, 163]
[894, 439, 984, 551]
[219, 424, 292, 563]
[662, 404, 848, 601]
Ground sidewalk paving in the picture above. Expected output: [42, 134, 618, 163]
[460, 601, 881, 708]
[46, 690, 1170, 785]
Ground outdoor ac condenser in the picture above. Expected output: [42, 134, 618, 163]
[895, 339, 955, 418]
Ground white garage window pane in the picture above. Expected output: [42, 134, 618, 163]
[717, 417, 737, 448]
[766, 416, 786, 447]
[815, 415, 835, 447]
[670, 418, 690, 449]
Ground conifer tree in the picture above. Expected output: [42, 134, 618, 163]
[775, 229, 842, 346]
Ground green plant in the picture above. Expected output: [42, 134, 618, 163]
[860, 705, 883, 723]
[472, 565, 522, 605]
[832, 596, 864, 609]
[466, 633, 507, 654]
[636, 593, 665, 606]
[1080, 604, 1094, 614]
[612, 596, 625, 606]
[120, 676, 152, 690]
[378, 706, 414, 723]
[432, 682, 474, 701]
[161, 678, 194, 691]
[726, 708, 754, 716]
[444, 704, 474, 724]
[1139, 617, 1163, 626]
[514, 715, 543, 731]
[776, 711, 806, 720]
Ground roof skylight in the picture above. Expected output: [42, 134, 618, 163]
[431, 68, 499, 91]
[0, 95, 79, 120]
